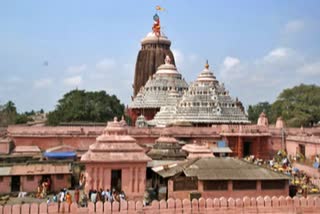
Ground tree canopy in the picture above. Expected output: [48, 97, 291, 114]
[247, 102, 272, 123]
[0, 101, 34, 126]
[248, 84, 320, 127]
[0, 101, 17, 126]
[47, 90, 125, 125]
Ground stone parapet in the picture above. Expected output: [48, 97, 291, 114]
[287, 136, 320, 144]
[0, 196, 319, 213]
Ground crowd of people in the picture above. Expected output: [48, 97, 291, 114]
[243, 150, 320, 197]
[45, 188, 127, 208]
[86, 189, 126, 204]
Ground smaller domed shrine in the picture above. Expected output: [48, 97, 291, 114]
[81, 117, 151, 200]
[257, 112, 269, 127]
[147, 136, 187, 160]
[276, 116, 285, 129]
[182, 143, 214, 159]
[129, 56, 188, 124]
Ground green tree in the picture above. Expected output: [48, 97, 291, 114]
[271, 84, 320, 127]
[0, 101, 18, 126]
[247, 102, 272, 123]
[15, 114, 32, 124]
[47, 89, 125, 125]
[249, 84, 320, 127]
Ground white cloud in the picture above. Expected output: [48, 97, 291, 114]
[285, 20, 304, 33]
[223, 56, 240, 70]
[172, 49, 184, 66]
[217, 47, 320, 107]
[96, 58, 116, 72]
[63, 75, 82, 86]
[297, 61, 320, 76]
[66, 64, 87, 73]
[263, 48, 290, 62]
[33, 78, 53, 88]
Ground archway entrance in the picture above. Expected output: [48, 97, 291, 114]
[111, 169, 122, 191]
[11, 176, 20, 192]
[243, 142, 251, 157]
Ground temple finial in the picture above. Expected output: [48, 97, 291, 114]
[165, 55, 171, 64]
[152, 14, 161, 37]
[205, 60, 209, 69]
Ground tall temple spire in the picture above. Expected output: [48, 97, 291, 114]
[132, 14, 176, 97]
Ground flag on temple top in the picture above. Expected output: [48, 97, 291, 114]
[156, 5, 165, 11]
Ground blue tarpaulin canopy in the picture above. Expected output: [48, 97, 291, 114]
[217, 141, 226, 148]
[43, 152, 76, 159]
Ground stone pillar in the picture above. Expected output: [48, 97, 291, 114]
[84, 165, 92, 193]
[257, 137, 261, 158]
[104, 168, 111, 190]
[96, 167, 100, 190]
[168, 179, 174, 198]
[228, 181, 233, 192]
[198, 181, 204, 192]
[134, 167, 138, 193]
[237, 137, 243, 158]
[102, 168, 105, 189]
[129, 167, 133, 194]
[132, 167, 136, 193]
[257, 181, 262, 193]
[99, 167, 103, 190]
[94, 167, 98, 190]
[139, 167, 146, 193]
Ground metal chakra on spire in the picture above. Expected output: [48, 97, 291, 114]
[205, 60, 209, 69]
[152, 14, 161, 37]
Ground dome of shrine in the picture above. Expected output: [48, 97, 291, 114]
[156, 56, 180, 77]
[141, 31, 171, 45]
[129, 56, 188, 109]
[196, 61, 218, 82]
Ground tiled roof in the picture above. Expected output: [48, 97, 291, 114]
[154, 157, 290, 180]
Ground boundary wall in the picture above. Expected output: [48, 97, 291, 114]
[1, 196, 320, 214]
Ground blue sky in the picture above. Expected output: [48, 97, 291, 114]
[0, 0, 320, 112]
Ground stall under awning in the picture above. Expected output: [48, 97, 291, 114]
[211, 147, 232, 153]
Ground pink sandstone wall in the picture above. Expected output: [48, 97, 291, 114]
[0, 141, 10, 154]
[7, 175, 71, 193]
[0, 196, 319, 213]
[0, 176, 11, 194]
[51, 175, 71, 192]
[85, 163, 147, 200]
[10, 136, 96, 151]
[20, 175, 42, 192]
[167, 180, 289, 200]
[286, 139, 320, 159]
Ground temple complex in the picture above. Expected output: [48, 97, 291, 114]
[129, 55, 188, 124]
[150, 61, 250, 126]
[1, 12, 320, 214]
[133, 14, 176, 97]
[80, 118, 151, 200]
